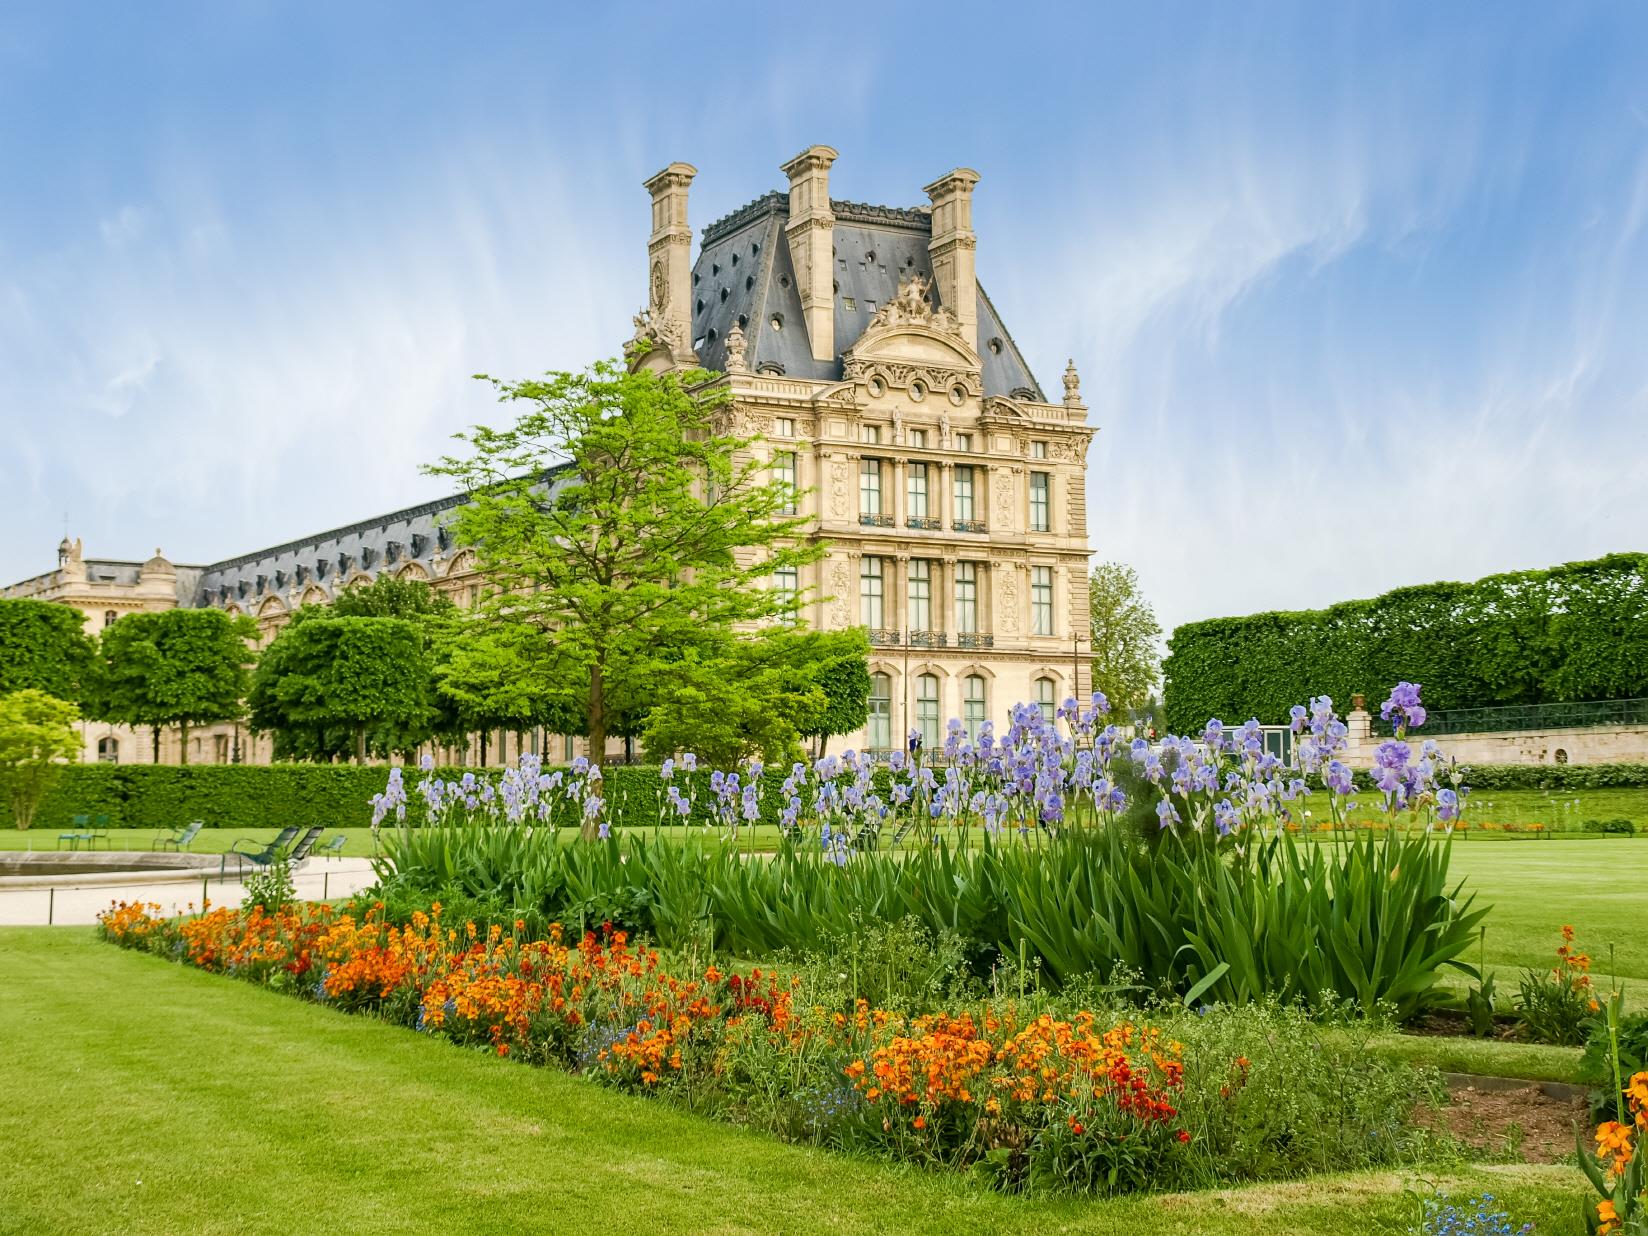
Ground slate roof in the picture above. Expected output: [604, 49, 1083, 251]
[688, 194, 1045, 400]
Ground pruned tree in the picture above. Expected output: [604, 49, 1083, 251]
[0, 599, 97, 702]
[90, 608, 257, 763]
[247, 615, 434, 763]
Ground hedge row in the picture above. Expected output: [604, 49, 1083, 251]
[3, 764, 799, 832]
[9, 759, 1648, 832]
[1161, 552, 1648, 731]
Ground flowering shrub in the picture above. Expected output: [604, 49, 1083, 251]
[1582, 1070, 1648, 1234]
[1517, 925, 1602, 1045]
[98, 900, 1442, 1195]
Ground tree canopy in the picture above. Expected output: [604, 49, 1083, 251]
[0, 689, 82, 829]
[247, 615, 434, 763]
[90, 608, 257, 763]
[1087, 562, 1163, 718]
[426, 357, 822, 763]
[0, 599, 97, 702]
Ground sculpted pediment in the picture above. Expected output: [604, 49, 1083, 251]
[843, 273, 982, 397]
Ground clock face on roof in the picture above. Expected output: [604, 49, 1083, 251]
[650, 261, 666, 311]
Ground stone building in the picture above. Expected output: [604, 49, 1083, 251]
[3, 146, 1098, 762]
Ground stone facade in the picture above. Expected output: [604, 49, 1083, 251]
[2, 146, 1099, 762]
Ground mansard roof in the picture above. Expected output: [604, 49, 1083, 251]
[689, 194, 1045, 401]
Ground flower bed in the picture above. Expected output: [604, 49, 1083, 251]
[99, 899, 1442, 1195]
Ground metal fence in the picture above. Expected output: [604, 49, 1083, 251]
[1374, 696, 1648, 736]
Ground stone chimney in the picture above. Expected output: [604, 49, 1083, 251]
[923, 168, 981, 352]
[780, 145, 839, 363]
[642, 162, 698, 359]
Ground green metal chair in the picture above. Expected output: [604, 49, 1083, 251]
[58, 814, 93, 850]
[313, 834, 348, 859]
[85, 813, 112, 850]
[154, 821, 204, 851]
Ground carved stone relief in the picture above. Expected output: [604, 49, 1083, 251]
[829, 461, 849, 518]
[828, 559, 851, 628]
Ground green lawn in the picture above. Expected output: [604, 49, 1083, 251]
[1441, 839, 1648, 999]
[0, 827, 383, 857]
[0, 928, 1590, 1235]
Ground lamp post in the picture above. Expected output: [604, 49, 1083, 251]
[1071, 630, 1087, 704]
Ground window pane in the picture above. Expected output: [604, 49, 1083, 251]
[860, 556, 884, 628]
[774, 451, 797, 514]
[963, 675, 986, 736]
[1031, 565, 1053, 635]
[867, 673, 892, 749]
[954, 466, 974, 520]
[916, 674, 941, 749]
[1029, 471, 1049, 531]
[1036, 678, 1056, 723]
[956, 562, 977, 634]
[908, 462, 928, 517]
[908, 559, 931, 630]
[859, 459, 882, 515]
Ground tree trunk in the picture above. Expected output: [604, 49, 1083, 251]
[587, 662, 608, 769]
[478, 730, 488, 767]
[355, 723, 367, 764]
[151, 726, 161, 764]
[179, 721, 190, 765]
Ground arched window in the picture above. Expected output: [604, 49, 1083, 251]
[1035, 677, 1057, 724]
[915, 674, 941, 750]
[96, 737, 119, 763]
[866, 673, 892, 750]
[963, 675, 987, 736]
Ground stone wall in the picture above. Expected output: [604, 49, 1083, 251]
[1342, 708, 1648, 767]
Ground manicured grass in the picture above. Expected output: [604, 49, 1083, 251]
[0, 928, 1589, 1235]
[1365, 1033, 1588, 1084]
[1442, 839, 1648, 999]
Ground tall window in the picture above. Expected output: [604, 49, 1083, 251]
[1031, 565, 1053, 635]
[103, 610, 117, 628]
[96, 737, 119, 763]
[860, 556, 884, 628]
[915, 674, 941, 749]
[907, 462, 929, 518]
[953, 465, 975, 521]
[773, 451, 798, 514]
[867, 673, 893, 749]
[773, 563, 799, 611]
[859, 459, 882, 516]
[1036, 677, 1057, 724]
[1031, 440, 1048, 459]
[908, 559, 932, 630]
[956, 562, 978, 634]
[1029, 471, 1050, 531]
[963, 675, 987, 736]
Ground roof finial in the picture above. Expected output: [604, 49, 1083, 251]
[723, 320, 748, 373]
[1062, 358, 1082, 407]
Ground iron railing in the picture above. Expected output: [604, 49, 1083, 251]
[1373, 696, 1648, 737]
[867, 629, 902, 647]
[858, 513, 895, 528]
[905, 516, 942, 531]
[907, 630, 947, 648]
[956, 632, 994, 650]
[952, 519, 988, 534]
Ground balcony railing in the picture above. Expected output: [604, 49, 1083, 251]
[955, 632, 994, 649]
[867, 629, 902, 647]
[952, 519, 988, 533]
[858, 513, 895, 528]
[905, 516, 942, 530]
[907, 629, 947, 649]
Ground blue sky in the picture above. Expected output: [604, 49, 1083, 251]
[3, 4, 1646, 637]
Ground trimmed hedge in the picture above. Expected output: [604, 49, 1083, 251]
[2, 763, 801, 832]
[1161, 552, 1648, 731]
[10, 759, 1648, 832]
